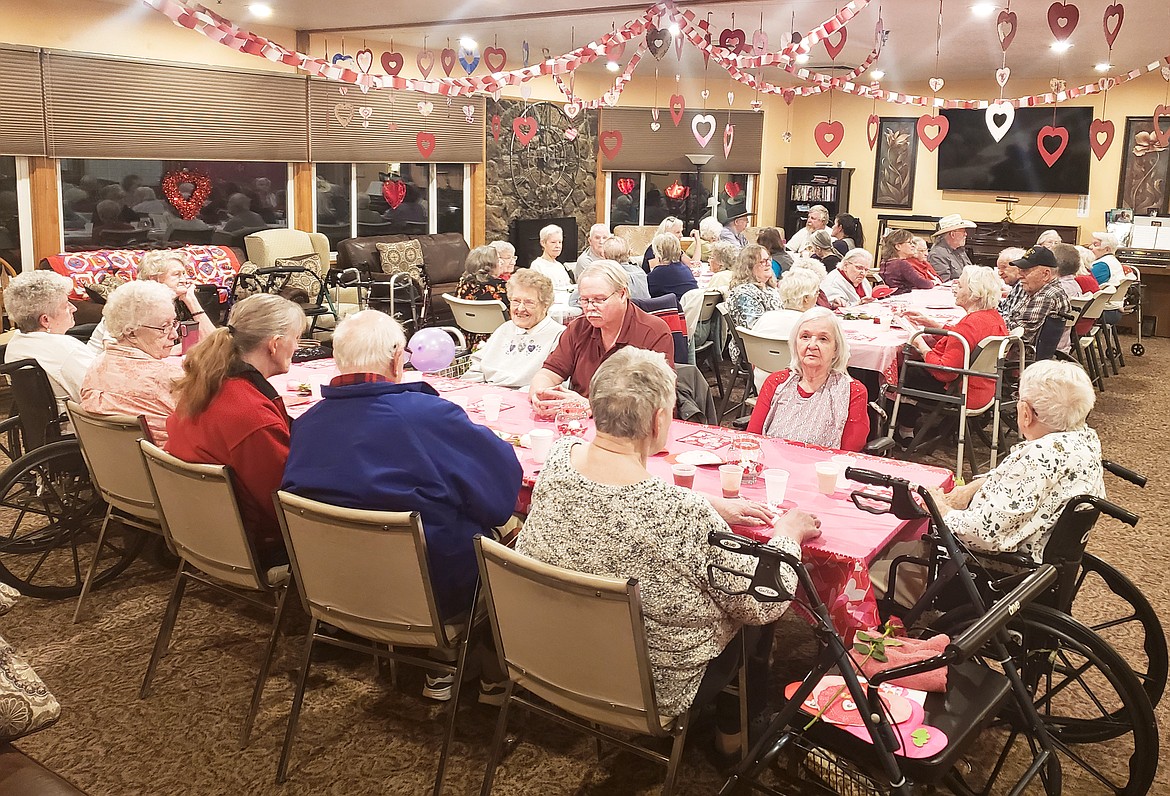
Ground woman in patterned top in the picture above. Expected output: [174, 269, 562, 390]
[456, 245, 513, 347]
[518, 347, 820, 759]
[726, 243, 782, 362]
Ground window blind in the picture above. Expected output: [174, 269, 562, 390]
[599, 108, 763, 173]
[0, 46, 46, 156]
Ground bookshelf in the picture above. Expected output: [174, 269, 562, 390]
[777, 167, 853, 240]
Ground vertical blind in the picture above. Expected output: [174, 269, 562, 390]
[0, 46, 46, 156]
[599, 108, 764, 173]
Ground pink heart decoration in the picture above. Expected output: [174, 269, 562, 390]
[483, 46, 507, 72]
[520, 83, 533, 100]
[358, 106, 373, 126]
[605, 41, 626, 61]
[670, 94, 686, 126]
[823, 28, 847, 60]
[997, 10, 1018, 51]
[814, 120, 844, 157]
[1155, 105, 1170, 147]
[782, 89, 796, 106]
[381, 51, 404, 76]
[416, 49, 434, 78]
[1090, 118, 1115, 160]
[565, 128, 578, 141]
[752, 30, 769, 55]
[603, 90, 619, 107]
[416, 131, 436, 159]
[382, 180, 406, 209]
[387, 122, 398, 132]
[599, 130, 623, 160]
[440, 47, 457, 76]
[1098, 76, 1116, 91]
[718, 28, 747, 54]
[917, 114, 950, 151]
[929, 77, 944, 93]
[564, 102, 581, 119]
[692, 114, 716, 147]
[985, 101, 1015, 142]
[513, 116, 539, 147]
[355, 48, 373, 74]
[750, 100, 762, 112]
[1103, 4, 1124, 48]
[1037, 125, 1069, 166]
[995, 67, 1010, 87]
[490, 115, 502, 141]
[723, 124, 735, 158]
[1047, 2, 1079, 41]
[866, 114, 880, 150]
[700, 89, 710, 100]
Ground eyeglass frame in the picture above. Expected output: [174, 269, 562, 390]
[135, 318, 185, 335]
[578, 290, 622, 309]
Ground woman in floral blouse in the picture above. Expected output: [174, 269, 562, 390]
[726, 243, 782, 362]
[456, 245, 513, 346]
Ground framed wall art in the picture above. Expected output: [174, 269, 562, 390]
[872, 117, 918, 210]
[1117, 116, 1170, 216]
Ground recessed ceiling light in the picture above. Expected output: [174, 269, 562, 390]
[970, 3, 996, 16]
[606, 61, 620, 72]
[459, 36, 477, 50]
[1050, 40, 1072, 53]
[870, 69, 885, 80]
[1094, 62, 1111, 72]
[795, 52, 810, 64]
[248, 3, 272, 17]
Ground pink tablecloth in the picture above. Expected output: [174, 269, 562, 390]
[277, 361, 954, 636]
[840, 287, 968, 385]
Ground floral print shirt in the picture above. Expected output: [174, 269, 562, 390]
[456, 273, 509, 347]
[727, 282, 782, 362]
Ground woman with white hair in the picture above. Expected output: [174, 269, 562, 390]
[488, 239, 517, 272]
[687, 216, 723, 264]
[457, 245, 511, 309]
[462, 269, 564, 388]
[81, 281, 184, 443]
[529, 224, 573, 295]
[646, 233, 698, 303]
[1087, 231, 1125, 287]
[746, 307, 870, 451]
[750, 267, 823, 390]
[519, 347, 820, 757]
[641, 215, 694, 272]
[819, 248, 874, 309]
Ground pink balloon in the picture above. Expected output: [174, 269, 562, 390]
[407, 328, 456, 372]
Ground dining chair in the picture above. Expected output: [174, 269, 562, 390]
[138, 441, 291, 751]
[689, 290, 724, 396]
[443, 293, 508, 338]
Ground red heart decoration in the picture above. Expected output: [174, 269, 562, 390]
[724, 181, 742, 200]
[1036, 125, 1069, 167]
[917, 114, 950, 151]
[823, 28, 847, 60]
[161, 169, 211, 221]
[604, 41, 626, 61]
[440, 47, 457, 76]
[1047, 2, 1079, 41]
[718, 28, 747, 54]
[1155, 105, 1170, 147]
[380, 51, 403, 76]
[599, 130, 624, 160]
[664, 181, 690, 201]
[416, 49, 434, 78]
[382, 179, 406, 209]
[814, 120, 844, 157]
[997, 10, 1018, 51]
[1089, 118, 1115, 160]
[617, 178, 636, 196]
[490, 114, 502, 141]
[416, 132, 436, 159]
[483, 46, 507, 72]
[354, 48, 373, 74]
[669, 94, 686, 127]
[782, 89, 796, 106]
[866, 114, 880, 150]
[1103, 4, 1124, 49]
[513, 116, 539, 147]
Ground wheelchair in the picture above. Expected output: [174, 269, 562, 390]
[0, 359, 144, 598]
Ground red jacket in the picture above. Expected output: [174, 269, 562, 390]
[922, 309, 1008, 410]
[166, 370, 291, 566]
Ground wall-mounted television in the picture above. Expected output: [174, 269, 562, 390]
[936, 107, 1092, 195]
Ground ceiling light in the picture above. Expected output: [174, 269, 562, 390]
[1095, 62, 1111, 72]
[870, 69, 885, 80]
[668, 23, 680, 36]
[459, 36, 477, 50]
[795, 52, 810, 64]
[248, 3, 272, 17]
[970, 3, 996, 16]
[606, 61, 620, 72]
[1050, 40, 1072, 53]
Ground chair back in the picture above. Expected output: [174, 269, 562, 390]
[737, 327, 792, 375]
[697, 290, 721, 323]
[0, 358, 63, 451]
[274, 490, 455, 650]
[632, 296, 689, 364]
[717, 303, 747, 365]
[1106, 277, 1136, 311]
[966, 333, 1024, 411]
[442, 293, 508, 336]
[244, 229, 330, 269]
[475, 536, 670, 735]
[1077, 287, 1115, 323]
[65, 402, 157, 521]
[139, 441, 267, 591]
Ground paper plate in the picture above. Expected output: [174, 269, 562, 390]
[871, 286, 895, 299]
[925, 305, 954, 310]
[672, 450, 725, 466]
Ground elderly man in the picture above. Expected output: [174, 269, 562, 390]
[529, 260, 672, 410]
[785, 204, 829, 254]
[1011, 246, 1073, 359]
[221, 193, 266, 232]
[574, 223, 610, 280]
[928, 214, 976, 282]
[570, 237, 649, 305]
[996, 246, 1026, 324]
[718, 210, 753, 249]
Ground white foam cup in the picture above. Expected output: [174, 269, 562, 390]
[529, 429, 555, 464]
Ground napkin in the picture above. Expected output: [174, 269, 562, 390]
[849, 631, 950, 692]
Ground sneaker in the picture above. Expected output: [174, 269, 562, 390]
[423, 673, 455, 702]
[477, 679, 508, 706]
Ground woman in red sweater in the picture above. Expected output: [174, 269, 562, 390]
[166, 294, 306, 567]
[747, 307, 870, 451]
[893, 266, 1008, 443]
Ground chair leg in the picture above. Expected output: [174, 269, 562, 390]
[433, 624, 476, 796]
[718, 363, 744, 418]
[479, 682, 516, 796]
[276, 619, 319, 785]
[240, 585, 290, 750]
[72, 507, 114, 623]
[661, 714, 690, 796]
[140, 564, 190, 699]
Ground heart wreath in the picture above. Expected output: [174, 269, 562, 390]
[161, 169, 212, 220]
[382, 179, 407, 209]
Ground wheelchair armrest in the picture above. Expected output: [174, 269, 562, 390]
[864, 436, 895, 456]
[944, 564, 1057, 660]
[1103, 459, 1146, 488]
[978, 551, 1037, 570]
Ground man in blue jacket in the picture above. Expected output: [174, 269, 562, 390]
[281, 310, 522, 703]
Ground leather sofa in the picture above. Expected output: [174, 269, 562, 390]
[336, 233, 470, 325]
[0, 743, 87, 794]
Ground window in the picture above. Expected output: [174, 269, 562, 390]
[605, 171, 755, 233]
[0, 157, 21, 272]
[58, 159, 290, 251]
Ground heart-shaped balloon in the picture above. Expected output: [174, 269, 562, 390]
[381, 51, 404, 76]
[723, 123, 735, 158]
[490, 114, 502, 141]
[866, 114, 880, 150]
[647, 27, 670, 60]
[814, 120, 845, 157]
[1047, 2, 1079, 41]
[719, 28, 747, 54]
[564, 102, 581, 119]
[483, 46, 506, 72]
[513, 116, 539, 146]
[333, 102, 354, 128]
[1155, 105, 1170, 147]
[599, 129, 624, 160]
[458, 46, 480, 75]
[1103, 4, 1124, 49]
[997, 10, 1018, 51]
[417, 101, 433, 117]
[355, 48, 373, 74]
[917, 114, 950, 151]
[616, 177, 636, 196]
[382, 179, 406, 209]
[995, 67, 1010, 87]
[1089, 118, 1115, 160]
[416, 131, 436, 159]
[985, 101, 1015, 142]
[440, 47, 457, 76]
[823, 28, 847, 60]
[929, 77, 944, 93]
[725, 181, 742, 200]
[691, 114, 716, 148]
[565, 127, 579, 140]
[1037, 124, 1069, 166]
[417, 49, 434, 78]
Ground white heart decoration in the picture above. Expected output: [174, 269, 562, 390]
[929, 77, 944, 92]
[463, 105, 475, 123]
[995, 68, 1010, 87]
[520, 83, 532, 100]
[651, 107, 660, 121]
[723, 123, 735, 158]
[564, 128, 578, 140]
[358, 106, 373, 118]
[564, 102, 580, 119]
[491, 90, 502, 101]
[604, 90, 619, 107]
[750, 100, 762, 112]
[985, 101, 1015, 143]
[417, 101, 434, 117]
[650, 121, 661, 131]
[692, 113, 717, 147]
[726, 91, 735, 106]
[1162, 66, 1170, 81]
[700, 89, 710, 100]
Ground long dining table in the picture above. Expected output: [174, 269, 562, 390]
[278, 358, 954, 637]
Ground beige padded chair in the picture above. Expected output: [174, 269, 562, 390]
[243, 229, 359, 330]
[442, 293, 508, 337]
[65, 402, 160, 623]
[273, 490, 478, 793]
[474, 536, 693, 796]
[138, 441, 291, 751]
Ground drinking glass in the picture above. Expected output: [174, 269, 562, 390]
[730, 434, 762, 486]
[555, 405, 589, 438]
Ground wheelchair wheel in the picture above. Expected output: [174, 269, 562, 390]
[1130, 343, 1144, 356]
[0, 441, 145, 599]
[0, 414, 24, 463]
[1070, 553, 1167, 710]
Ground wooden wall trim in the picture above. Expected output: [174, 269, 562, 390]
[29, 157, 61, 265]
[291, 162, 314, 233]
[471, 163, 486, 247]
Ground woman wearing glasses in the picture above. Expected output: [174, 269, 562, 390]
[462, 269, 564, 388]
[80, 280, 185, 444]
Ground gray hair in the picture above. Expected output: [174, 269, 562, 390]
[1051, 243, 1082, 278]
[777, 268, 822, 310]
[1019, 359, 1095, 432]
[698, 217, 723, 242]
[709, 241, 738, 271]
[332, 310, 406, 374]
[589, 347, 677, 441]
[578, 260, 630, 294]
[789, 256, 827, 280]
[789, 307, 850, 376]
[507, 268, 554, 307]
[1075, 246, 1094, 275]
[137, 250, 189, 282]
[958, 266, 1002, 311]
[589, 223, 610, 238]
[104, 280, 176, 340]
[539, 224, 564, 245]
[601, 236, 630, 262]
[651, 233, 681, 264]
[997, 247, 1026, 266]
[657, 216, 684, 235]
[488, 240, 515, 258]
[840, 248, 874, 269]
[1092, 231, 1120, 252]
[808, 204, 830, 222]
[5, 271, 74, 333]
[1036, 229, 1063, 247]
[464, 245, 500, 279]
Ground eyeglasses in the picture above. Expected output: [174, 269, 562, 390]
[579, 291, 619, 308]
[510, 298, 542, 309]
[138, 319, 180, 333]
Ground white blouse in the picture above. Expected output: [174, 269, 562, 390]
[529, 257, 574, 292]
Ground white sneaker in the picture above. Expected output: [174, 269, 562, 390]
[423, 673, 455, 701]
[477, 679, 508, 706]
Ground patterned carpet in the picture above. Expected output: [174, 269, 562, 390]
[2, 335, 1166, 795]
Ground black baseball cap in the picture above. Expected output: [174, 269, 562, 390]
[1011, 246, 1058, 270]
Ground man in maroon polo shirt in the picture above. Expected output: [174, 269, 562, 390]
[529, 260, 673, 411]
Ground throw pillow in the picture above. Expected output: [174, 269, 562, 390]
[0, 633, 61, 741]
[274, 253, 326, 302]
[83, 272, 131, 304]
[375, 240, 425, 284]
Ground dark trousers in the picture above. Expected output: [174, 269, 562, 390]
[691, 624, 776, 740]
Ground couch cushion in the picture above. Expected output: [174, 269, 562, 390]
[337, 233, 469, 287]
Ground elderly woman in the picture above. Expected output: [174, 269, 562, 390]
[878, 229, 938, 294]
[726, 244, 782, 362]
[705, 241, 737, 299]
[1087, 231, 1125, 287]
[3, 271, 97, 406]
[756, 227, 793, 278]
[646, 233, 698, 303]
[518, 347, 820, 757]
[750, 267, 823, 390]
[456, 245, 511, 307]
[166, 294, 305, 567]
[80, 281, 185, 444]
[831, 213, 865, 256]
[893, 266, 1009, 443]
[642, 215, 694, 272]
[89, 250, 215, 351]
[807, 229, 841, 271]
[487, 240, 518, 278]
[529, 224, 574, 295]
[820, 248, 874, 309]
[687, 216, 723, 264]
[747, 307, 870, 451]
[462, 270, 564, 388]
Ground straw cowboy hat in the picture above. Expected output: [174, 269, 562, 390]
[932, 213, 976, 237]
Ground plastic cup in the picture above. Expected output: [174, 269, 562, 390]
[815, 461, 840, 495]
[719, 464, 743, 498]
[671, 463, 696, 489]
[482, 393, 502, 422]
[762, 469, 789, 506]
[529, 429, 555, 464]
[831, 455, 855, 490]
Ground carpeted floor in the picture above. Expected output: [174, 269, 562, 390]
[2, 335, 1167, 795]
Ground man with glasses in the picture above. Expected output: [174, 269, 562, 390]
[529, 260, 673, 411]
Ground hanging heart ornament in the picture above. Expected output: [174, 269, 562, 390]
[416, 132, 437, 159]
[1103, 4, 1124, 49]
[381, 51, 404, 77]
[382, 180, 406, 209]
[161, 169, 211, 220]
[563, 102, 581, 119]
[599, 130, 624, 160]
[692, 114, 717, 147]
[647, 27, 670, 60]
[814, 121, 844, 157]
[866, 114, 880, 150]
[416, 49, 434, 78]
[483, 46, 507, 72]
[1047, 2, 1079, 41]
[1089, 118, 1115, 160]
[917, 114, 950, 151]
[512, 116, 539, 147]
[997, 10, 1018, 51]
[1037, 125, 1069, 167]
[670, 94, 686, 126]
[929, 77, 944, 93]
[723, 124, 735, 158]
[985, 101, 1015, 142]
[995, 68, 1010, 87]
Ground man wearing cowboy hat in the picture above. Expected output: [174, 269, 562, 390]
[785, 204, 830, 254]
[928, 214, 976, 282]
[718, 210, 753, 249]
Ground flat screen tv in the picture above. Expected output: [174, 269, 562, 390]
[936, 107, 1092, 195]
